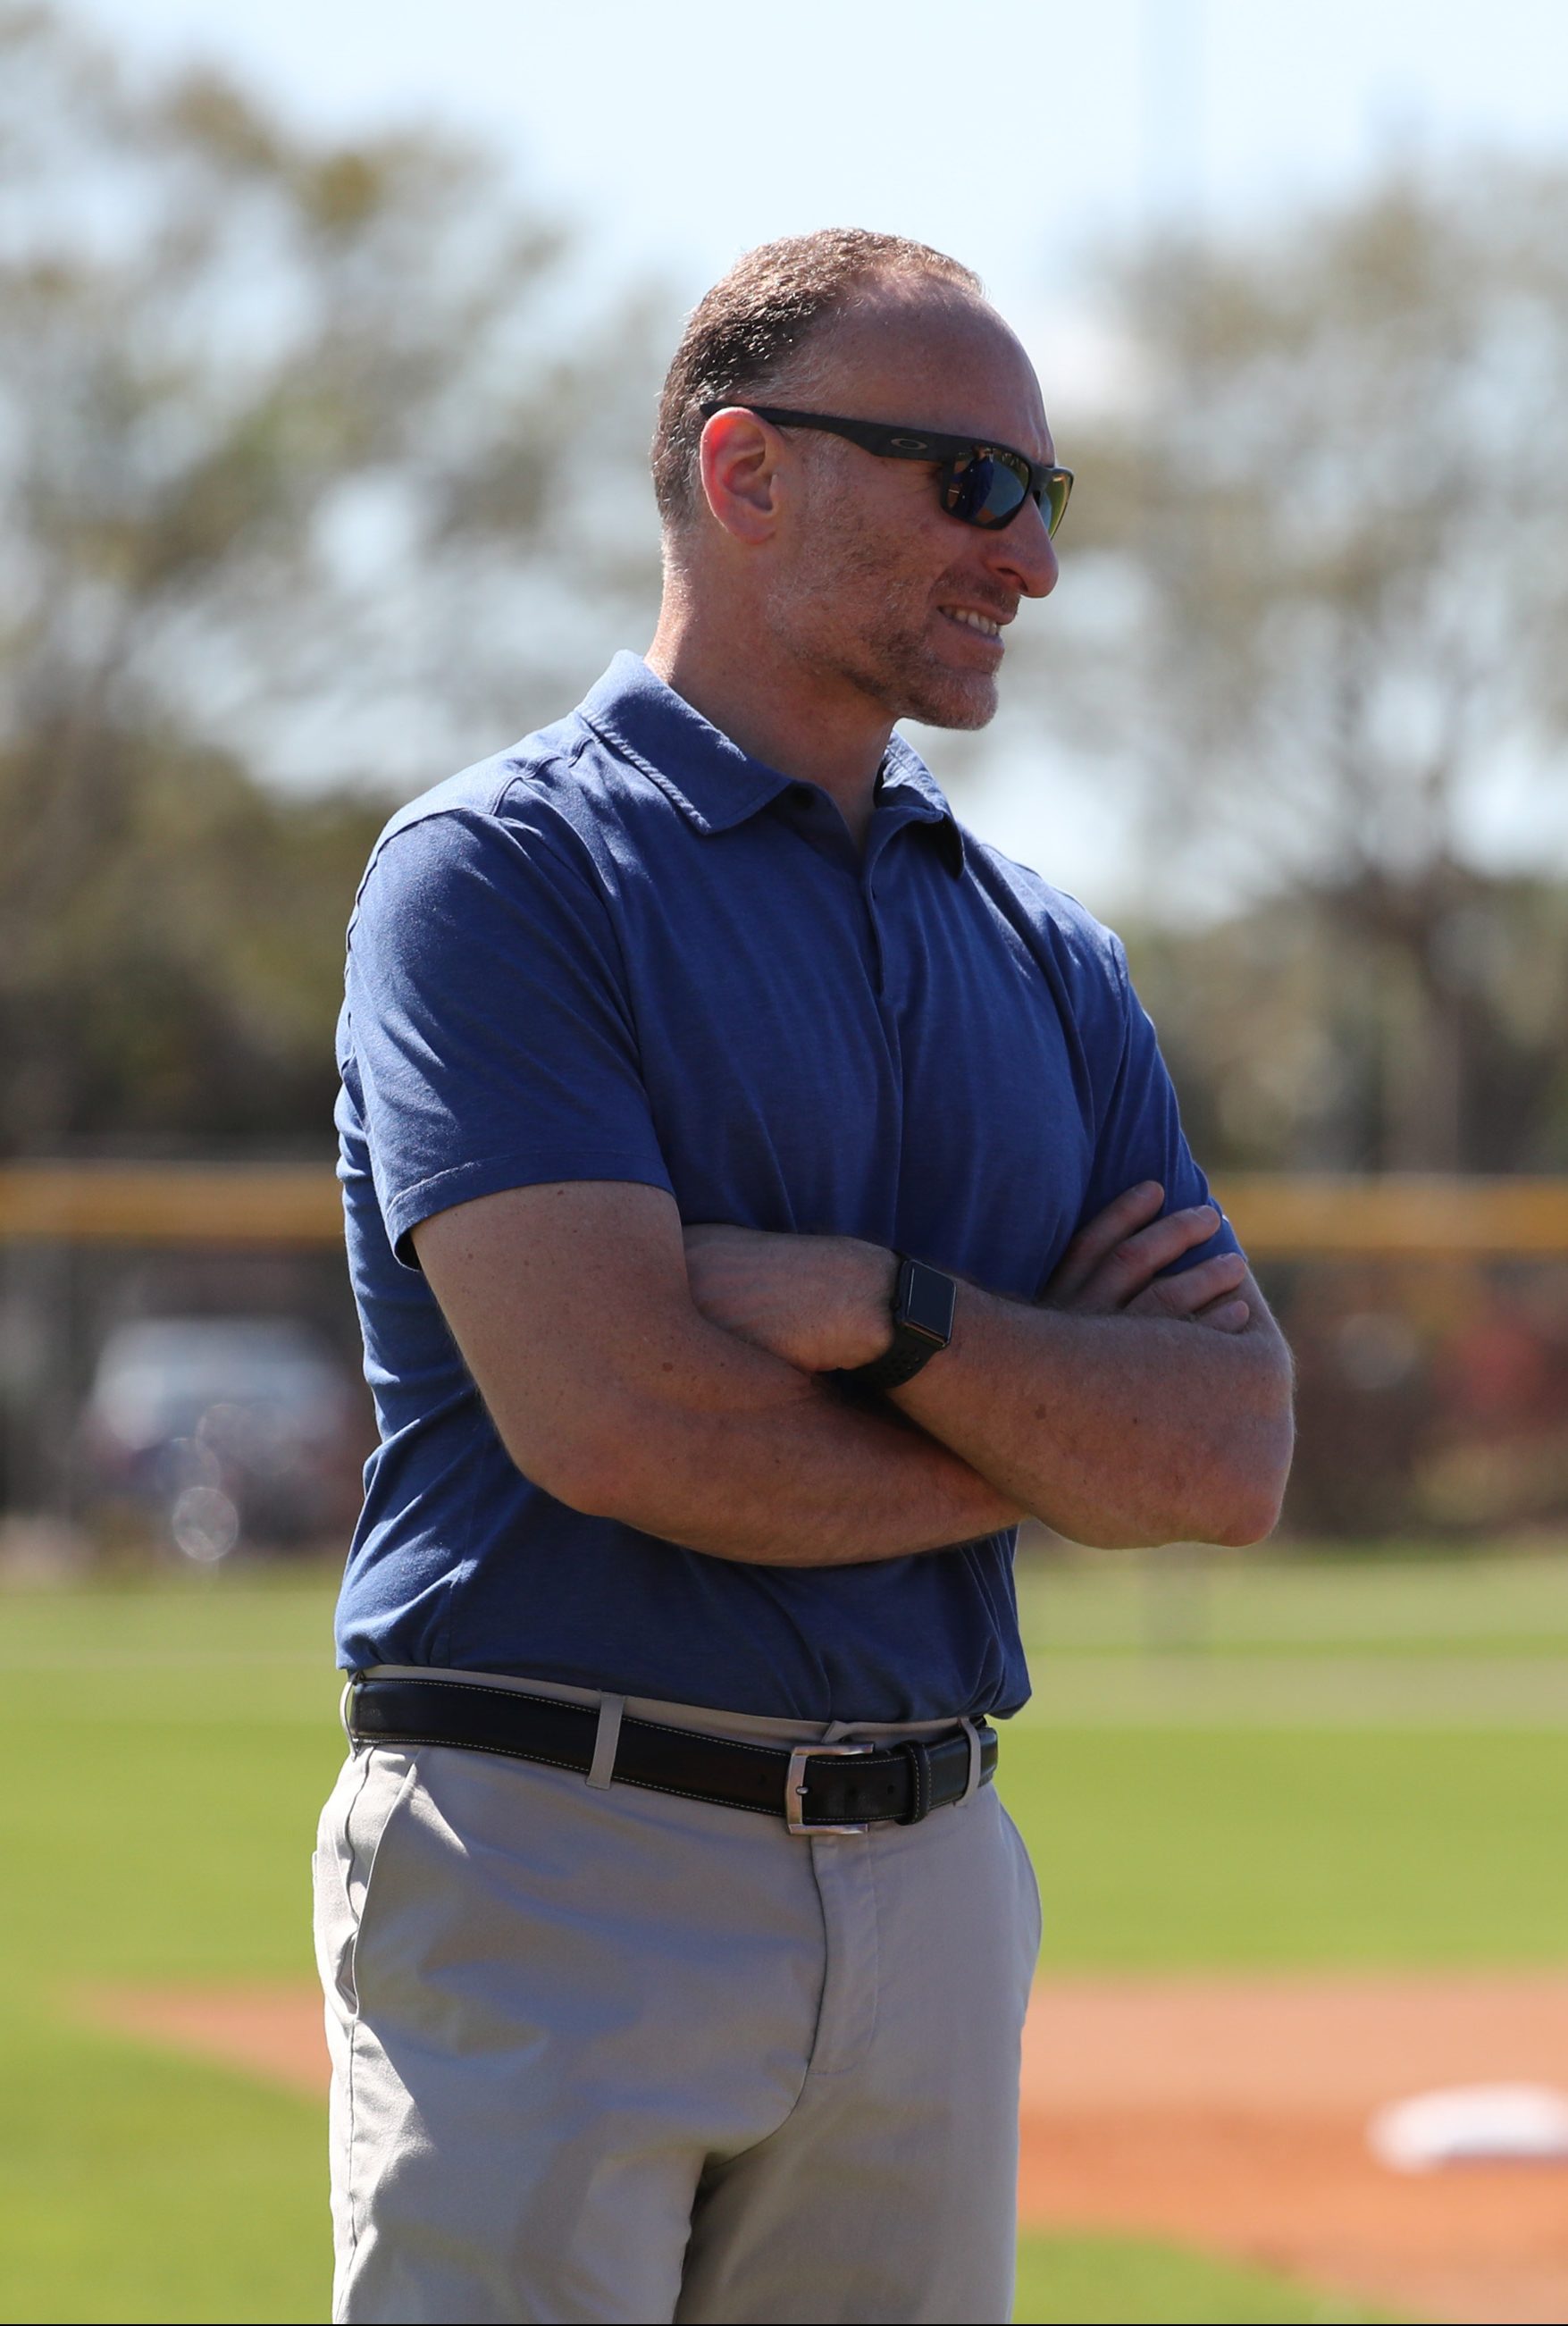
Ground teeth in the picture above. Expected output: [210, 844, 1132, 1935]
[946, 609, 1002, 637]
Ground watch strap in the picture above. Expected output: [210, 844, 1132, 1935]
[837, 1254, 956, 1396]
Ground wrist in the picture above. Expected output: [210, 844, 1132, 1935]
[836, 1251, 958, 1395]
[837, 1240, 901, 1369]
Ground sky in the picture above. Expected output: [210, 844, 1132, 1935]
[74, 0, 1568, 906]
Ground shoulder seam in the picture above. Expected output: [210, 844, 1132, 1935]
[488, 723, 598, 813]
[349, 735, 603, 928]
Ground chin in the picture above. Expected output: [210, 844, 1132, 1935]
[817, 623, 1001, 733]
[900, 668, 1000, 732]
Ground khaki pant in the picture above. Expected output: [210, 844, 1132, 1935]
[313, 1674, 1042, 2324]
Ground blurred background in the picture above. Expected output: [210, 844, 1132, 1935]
[4, 3, 1568, 2321]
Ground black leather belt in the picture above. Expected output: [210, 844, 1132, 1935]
[345, 1675, 997, 1835]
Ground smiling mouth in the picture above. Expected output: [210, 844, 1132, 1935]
[940, 606, 1006, 642]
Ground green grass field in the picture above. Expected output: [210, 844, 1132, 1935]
[4, 1550, 1567, 2323]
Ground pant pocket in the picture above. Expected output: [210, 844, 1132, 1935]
[314, 1749, 416, 2016]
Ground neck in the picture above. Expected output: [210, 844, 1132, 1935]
[645, 597, 892, 848]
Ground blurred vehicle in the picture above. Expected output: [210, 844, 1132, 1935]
[81, 1315, 361, 1557]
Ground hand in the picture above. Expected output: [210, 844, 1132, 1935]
[1045, 1181, 1251, 1334]
[683, 1224, 897, 1373]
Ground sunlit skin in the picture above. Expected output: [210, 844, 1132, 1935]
[647, 286, 1059, 845]
[639, 275, 1290, 1538]
[415, 273, 1293, 1566]
[648, 281, 1243, 1339]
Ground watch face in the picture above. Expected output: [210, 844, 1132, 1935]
[901, 1260, 956, 1346]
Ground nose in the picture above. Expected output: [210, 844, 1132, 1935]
[988, 495, 1059, 599]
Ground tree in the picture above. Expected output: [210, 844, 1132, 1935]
[0, 4, 664, 1150]
[1032, 161, 1568, 1171]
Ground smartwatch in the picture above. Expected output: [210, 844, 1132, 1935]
[838, 1254, 957, 1396]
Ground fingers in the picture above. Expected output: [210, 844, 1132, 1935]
[1157, 1249, 1246, 1310]
[1055, 1197, 1226, 1314]
[1128, 1250, 1249, 1327]
[1047, 1181, 1164, 1302]
[1110, 1206, 1222, 1294]
[1176, 1281, 1252, 1333]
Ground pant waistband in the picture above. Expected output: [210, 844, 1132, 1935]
[344, 1669, 997, 1835]
[356, 1664, 977, 1748]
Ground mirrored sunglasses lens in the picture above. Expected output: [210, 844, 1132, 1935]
[943, 457, 983, 523]
[946, 452, 1041, 529]
[970, 456, 1028, 527]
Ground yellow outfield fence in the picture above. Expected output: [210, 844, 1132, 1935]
[1218, 1175, 1568, 1258]
[3, 1163, 1568, 1256]
[0, 1163, 342, 1246]
[4, 1162, 1568, 1541]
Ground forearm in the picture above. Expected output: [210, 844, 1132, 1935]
[891, 1282, 1293, 1548]
[678, 1201, 1295, 1551]
[541, 1317, 1020, 1565]
[415, 1183, 1019, 1571]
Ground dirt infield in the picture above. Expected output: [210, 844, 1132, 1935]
[83, 1972, 1568, 2324]
[85, 1983, 329, 2095]
[1019, 1974, 1568, 2326]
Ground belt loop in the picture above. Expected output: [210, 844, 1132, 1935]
[587, 1693, 625, 1790]
[898, 1739, 933, 1825]
[340, 1675, 357, 1744]
[959, 1717, 983, 1806]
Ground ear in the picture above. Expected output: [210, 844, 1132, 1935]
[698, 408, 785, 545]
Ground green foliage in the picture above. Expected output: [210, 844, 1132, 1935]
[1035, 161, 1568, 1171]
[1, 730, 387, 1145]
[1125, 881, 1568, 1178]
[0, 4, 664, 1154]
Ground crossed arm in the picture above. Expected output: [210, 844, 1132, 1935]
[412, 1178, 1295, 1564]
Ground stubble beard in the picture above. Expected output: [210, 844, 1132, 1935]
[776, 523, 1001, 734]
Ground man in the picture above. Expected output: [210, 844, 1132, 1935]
[317, 227, 1294, 2325]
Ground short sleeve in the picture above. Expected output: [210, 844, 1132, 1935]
[1076, 936, 1243, 1275]
[345, 805, 673, 1266]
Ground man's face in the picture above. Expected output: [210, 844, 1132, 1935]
[764, 294, 1059, 731]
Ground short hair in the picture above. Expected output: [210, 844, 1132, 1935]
[651, 228, 983, 529]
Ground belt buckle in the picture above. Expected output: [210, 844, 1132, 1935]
[784, 1739, 875, 1837]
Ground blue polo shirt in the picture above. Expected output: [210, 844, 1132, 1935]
[334, 652, 1239, 1720]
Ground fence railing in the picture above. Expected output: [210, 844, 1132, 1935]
[7, 1163, 1568, 1541]
[5, 1163, 1568, 1255]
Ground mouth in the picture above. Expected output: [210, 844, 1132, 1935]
[937, 604, 1008, 651]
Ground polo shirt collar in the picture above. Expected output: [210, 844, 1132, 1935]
[579, 653, 792, 835]
[578, 652, 967, 876]
[876, 733, 968, 877]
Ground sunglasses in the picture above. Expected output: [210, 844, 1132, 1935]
[700, 403, 1072, 536]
